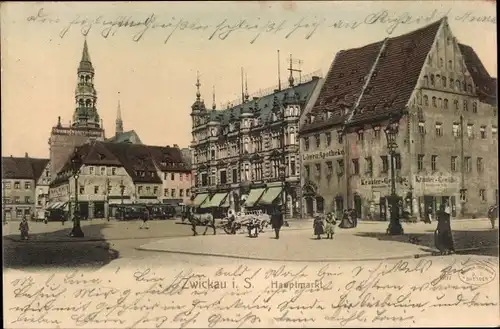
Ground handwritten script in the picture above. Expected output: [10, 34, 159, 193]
[24, 8, 496, 44]
[4, 257, 499, 328]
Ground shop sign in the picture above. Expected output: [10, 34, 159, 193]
[414, 175, 459, 189]
[302, 149, 344, 161]
[361, 176, 409, 187]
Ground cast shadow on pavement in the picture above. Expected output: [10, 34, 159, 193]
[3, 223, 119, 270]
[355, 228, 499, 257]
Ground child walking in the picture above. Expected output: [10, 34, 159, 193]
[324, 212, 336, 239]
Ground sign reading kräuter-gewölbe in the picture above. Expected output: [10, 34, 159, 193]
[302, 149, 344, 161]
[414, 175, 459, 189]
[360, 176, 409, 186]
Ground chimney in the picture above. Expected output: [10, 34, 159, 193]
[166, 145, 170, 148]
[173, 144, 179, 148]
[312, 76, 320, 80]
[25, 152, 29, 158]
[253, 97, 259, 101]
[274, 89, 280, 93]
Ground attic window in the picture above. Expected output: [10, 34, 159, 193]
[333, 85, 339, 90]
[364, 87, 372, 95]
[346, 81, 352, 86]
[339, 73, 344, 78]
[372, 70, 378, 78]
[98, 153, 105, 160]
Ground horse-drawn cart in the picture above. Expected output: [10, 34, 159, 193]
[221, 209, 271, 237]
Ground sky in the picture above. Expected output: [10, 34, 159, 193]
[1, 1, 497, 158]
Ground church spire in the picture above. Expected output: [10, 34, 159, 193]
[73, 39, 100, 128]
[244, 73, 249, 103]
[115, 92, 123, 136]
[196, 71, 201, 101]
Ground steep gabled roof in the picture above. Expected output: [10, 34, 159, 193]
[147, 145, 190, 172]
[301, 18, 443, 134]
[106, 130, 143, 144]
[459, 43, 497, 105]
[100, 142, 162, 184]
[2, 157, 49, 180]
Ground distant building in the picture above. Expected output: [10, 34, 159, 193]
[106, 93, 143, 145]
[2, 154, 50, 221]
[48, 141, 191, 219]
[190, 70, 322, 217]
[299, 17, 497, 220]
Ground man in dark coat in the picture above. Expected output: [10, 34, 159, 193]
[435, 204, 455, 254]
[271, 206, 284, 239]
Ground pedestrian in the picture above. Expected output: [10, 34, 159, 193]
[271, 206, 284, 239]
[140, 208, 150, 229]
[324, 212, 336, 239]
[19, 216, 29, 240]
[435, 204, 455, 255]
[351, 209, 358, 227]
[423, 206, 432, 224]
[44, 211, 49, 224]
[488, 205, 498, 229]
[313, 215, 325, 240]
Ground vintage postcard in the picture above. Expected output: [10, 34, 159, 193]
[1, 1, 498, 328]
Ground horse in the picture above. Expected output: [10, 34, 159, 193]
[186, 209, 216, 236]
[488, 205, 498, 229]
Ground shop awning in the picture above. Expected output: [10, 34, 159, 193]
[60, 202, 69, 211]
[200, 193, 228, 209]
[258, 187, 283, 205]
[47, 202, 61, 210]
[244, 188, 266, 207]
[192, 193, 209, 207]
[220, 194, 230, 208]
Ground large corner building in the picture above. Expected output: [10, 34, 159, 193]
[299, 17, 497, 220]
[190, 72, 323, 217]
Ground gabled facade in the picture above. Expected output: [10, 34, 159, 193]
[2, 154, 50, 221]
[190, 71, 322, 217]
[299, 17, 497, 220]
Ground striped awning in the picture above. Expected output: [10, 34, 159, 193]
[258, 187, 283, 205]
[220, 194, 230, 208]
[244, 188, 266, 207]
[192, 193, 209, 207]
[200, 193, 228, 209]
[47, 202, 61, 210]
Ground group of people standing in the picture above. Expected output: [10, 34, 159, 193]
[313, 209, 358, 240]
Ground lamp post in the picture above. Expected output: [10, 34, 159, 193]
[70, 171, 84, 237]
[120, 179, 125, 221]
[2, 181, 7, 225]
[279, 163, 287, 218]
[384, 120, 404, 235]
[106, 178, 110, 221]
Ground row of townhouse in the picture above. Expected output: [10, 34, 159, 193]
[2, 154, 51, 221]
[48, 141, 192, 219]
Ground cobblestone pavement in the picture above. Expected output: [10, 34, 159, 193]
[139, 218, 498, 261]
[3, 218, 496, 271]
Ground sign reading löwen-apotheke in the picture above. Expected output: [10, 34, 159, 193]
[302, 149, 344, 161]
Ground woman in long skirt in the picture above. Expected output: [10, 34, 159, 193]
[313, 216, 325, 240]
[324, 212, 336, 239]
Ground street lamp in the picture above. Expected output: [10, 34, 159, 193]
[120, 179, 125, 221]
[106, 178, 110, 221]
[70, 151, 84, 237]
[279, 163, 287, 218]
[2, 181, 7, 225]
[384, 120, 404, 235]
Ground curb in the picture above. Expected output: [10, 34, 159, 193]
[134, 246, 434, 262]
[2, 235, 188, 243]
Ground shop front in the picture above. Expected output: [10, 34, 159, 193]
[413, 174, 460, 220]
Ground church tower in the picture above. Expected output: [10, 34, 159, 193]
[48, 39, 106, 180]
[115, 92, 124, 136]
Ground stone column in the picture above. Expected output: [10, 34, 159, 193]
[412, 197, 420, 221]
[104, 201, 109, 220]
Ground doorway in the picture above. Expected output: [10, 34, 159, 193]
[316, 196, 325, 214]
[305, 197, 314, 217]
[335, 196, 343, 219]
[354, 194, 362, 219]
[379, 197, 388, 221]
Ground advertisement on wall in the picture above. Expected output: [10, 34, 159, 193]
[413, 175, 460, 193]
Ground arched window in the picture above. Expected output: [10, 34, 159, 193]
[439, 58, 444, 67]
[444, 99, 449, 109]
[79, 99, 84, 106]
[454, 99, 459, 110]
[449, 78, 454, 87]
[85, 99, 91, 107]
[423, 95, 429, 106]
[80, 75, 84, 83]
[417, 93, 422, 105]
[472, 102, 477, 113]
[442, 76, 447, 87]
[423, 75, 429, 86]
[438, 98, 442, 108]
[463, 100, 468, 111]
[85, 76, 90, 83]
[432, 97, 437, 107]
[448, 60, 453, 69]
[430, 74, 435, 86]
[467, 84, 472, 93]
[456, 80, 461, 90]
